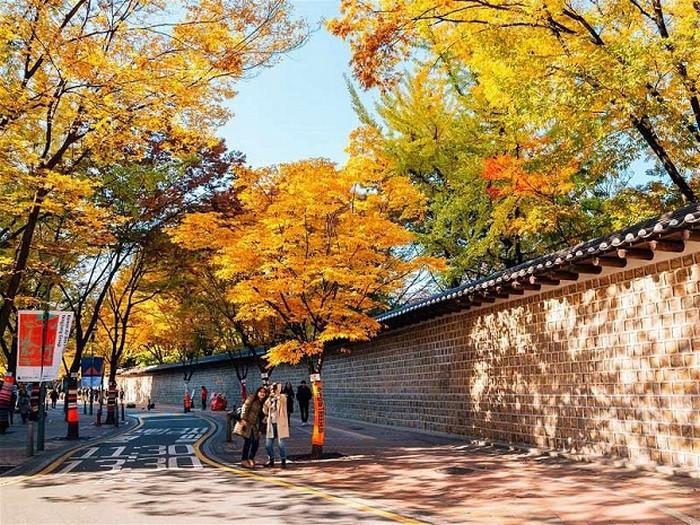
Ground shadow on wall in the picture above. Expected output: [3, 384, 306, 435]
[321, 255, 699, 471]
[465, 257, 699, 469]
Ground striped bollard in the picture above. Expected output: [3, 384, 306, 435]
[29, 384, 39, 422]
[106, 384, 117, 424]
[0, 374, 14, 433]
[66, 379, 79, 440]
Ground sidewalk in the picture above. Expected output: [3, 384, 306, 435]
[0, 403, 134, 476]
[190, 406, 700, 525]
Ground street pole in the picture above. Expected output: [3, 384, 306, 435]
[36, 308, 49, 452]
[26, 401, 33, 456]
[88, 334, 95, 416]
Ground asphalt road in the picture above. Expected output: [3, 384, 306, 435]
[0, 413, 413, 525]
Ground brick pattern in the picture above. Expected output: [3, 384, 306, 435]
[119, 252, 700, 471]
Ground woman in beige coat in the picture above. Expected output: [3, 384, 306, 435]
[263, 383, 289, 468]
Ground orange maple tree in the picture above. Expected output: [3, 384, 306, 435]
[174, 158, 440, 456]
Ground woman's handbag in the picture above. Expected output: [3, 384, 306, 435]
[233, 419, 248, 438]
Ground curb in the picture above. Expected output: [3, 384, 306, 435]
[0, 414, 138, 481]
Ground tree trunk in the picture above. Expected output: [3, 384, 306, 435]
[233, 359, 248, 403]
[0, 188, 48, 345]
[310, 376, 325, 459]
[632, 116, 697, 202]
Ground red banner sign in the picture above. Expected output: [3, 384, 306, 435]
[17, 310, 73, 382]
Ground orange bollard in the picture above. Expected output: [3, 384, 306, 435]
[66, 385, 80, 439]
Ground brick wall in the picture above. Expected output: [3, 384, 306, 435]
[119, 250, 700, 472]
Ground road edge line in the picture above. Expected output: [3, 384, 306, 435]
[192, 414, 430, 525]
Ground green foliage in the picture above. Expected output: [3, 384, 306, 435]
[355, 67, 689, 287]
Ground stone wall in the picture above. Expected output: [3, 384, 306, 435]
[119, 359, 309, 412]
[119, 250, 700, 472]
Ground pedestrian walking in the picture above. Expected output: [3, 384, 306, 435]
[183, 390, 191, 413]
[296, 380, 312, 426]
[200, 385, 208, 411]
[50, 389, 59, 408]
[263, 383, 289, 469]
[282, 382, 294, 425]
[9, 382, 17, 425]
[234, 386, 268, 468]
[18, 388, 30, 424]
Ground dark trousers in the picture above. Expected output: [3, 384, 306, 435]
[201, 399, 206, 410]
[299, 401, 309, 423]
[241, 436, 259, 461]
[20, 413, 28, 424]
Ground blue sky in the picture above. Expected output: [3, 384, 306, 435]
[218, 1, 653, 186]
[218, 1, 376, 168]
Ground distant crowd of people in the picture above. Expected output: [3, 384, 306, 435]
[0, 382, 63, 427]
[0, 382, 128, 427]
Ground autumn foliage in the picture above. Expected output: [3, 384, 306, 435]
[174, 158, 439, 371]
[0, 0, 305, 371]
[330, 0, 700, 202]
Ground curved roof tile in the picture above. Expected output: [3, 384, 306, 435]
[377, 203, 700, 323]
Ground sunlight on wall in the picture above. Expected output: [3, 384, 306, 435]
[455, 255, 699, 470]
[120, 375, 152, 405]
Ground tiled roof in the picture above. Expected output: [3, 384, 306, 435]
[119, 349, 250, 375]
[377, 203, 700, 325]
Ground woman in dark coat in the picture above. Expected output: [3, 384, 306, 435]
[234, 386, 268, 468]
[18, 389, 30, 424]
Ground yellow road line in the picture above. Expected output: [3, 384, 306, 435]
[0, 418, 143, 487]
[192, 416, 428, 525]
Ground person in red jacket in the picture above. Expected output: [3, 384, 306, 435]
[200, 386, 208, 411]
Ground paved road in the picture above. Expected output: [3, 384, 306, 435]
[1, 413, 416, 525]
